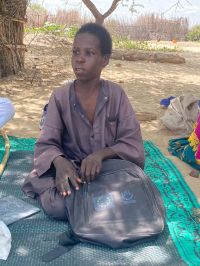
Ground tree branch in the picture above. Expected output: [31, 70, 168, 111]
[82, 0, 122, 24]
[162, 0, 192, 15]
[82, 0, 102, 19]
[103, 0, 122, 19]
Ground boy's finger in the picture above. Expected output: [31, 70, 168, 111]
[58, 183, 68, 197]
[90, 165, 96, 181]
[80, 161, 86, 181]
[63, 178, 71, 195]
[69, 176, 79, 190]
[76, 177, 83, 183]
[85, 162, 94, 183]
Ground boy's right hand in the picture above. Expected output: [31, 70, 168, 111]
[53, 156, 82, 197]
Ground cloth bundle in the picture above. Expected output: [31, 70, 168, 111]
[161, 94, 199, 135]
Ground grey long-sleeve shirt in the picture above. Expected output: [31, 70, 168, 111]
[34, 79, 145, 177]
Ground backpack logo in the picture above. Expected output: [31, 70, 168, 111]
[93, 193, 115, 212]
[121, 190, 136, 204]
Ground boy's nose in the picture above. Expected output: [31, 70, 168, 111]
[76, 54, 85, 63]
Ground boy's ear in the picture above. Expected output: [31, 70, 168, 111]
[102, 54, 110, 68]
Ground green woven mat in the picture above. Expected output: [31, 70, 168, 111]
[0, 136, 200, 266]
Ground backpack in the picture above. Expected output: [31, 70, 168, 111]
[42, 159, 165, 262]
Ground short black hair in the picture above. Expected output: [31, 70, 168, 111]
[75, 22, 112, 56]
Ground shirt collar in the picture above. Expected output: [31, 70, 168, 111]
[69, 79, 109, 109]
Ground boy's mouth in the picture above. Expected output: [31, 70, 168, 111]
[75, 67, 84, 73]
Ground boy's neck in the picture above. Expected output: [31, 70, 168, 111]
[75, 78, 101, 94]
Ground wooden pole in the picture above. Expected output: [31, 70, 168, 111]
[0, 129, 10, 176]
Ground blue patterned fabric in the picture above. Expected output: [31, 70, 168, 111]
[168, 137, 200, 170]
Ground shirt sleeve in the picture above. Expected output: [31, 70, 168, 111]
[34, 90, 65, 176]
[109, 90, 145, 169]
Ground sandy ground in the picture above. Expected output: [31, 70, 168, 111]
[0, 34, 200, 201]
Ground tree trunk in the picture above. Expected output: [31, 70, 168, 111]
[94, 14, 104, 25]
[112, 50, 186, 64]
[0, 0, 27, 78]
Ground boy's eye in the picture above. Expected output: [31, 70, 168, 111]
[72, 49, 95, 56]
[72, 49, 79, 55]
[86, 50, 95, 56]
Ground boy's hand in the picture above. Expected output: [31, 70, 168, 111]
[80, 148, 118, 183]
[53, 156, 82, 197]
[80, 152, 103, 183]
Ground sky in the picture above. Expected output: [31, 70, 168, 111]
[31, 0, 200, 26]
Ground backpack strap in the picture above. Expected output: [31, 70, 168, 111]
[41, 231, 79, 262]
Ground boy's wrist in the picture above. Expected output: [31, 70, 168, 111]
[53, 156, 67, 168]
[96, 147, 117, 161]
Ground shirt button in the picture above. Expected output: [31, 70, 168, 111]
[104, 96, 108, 101]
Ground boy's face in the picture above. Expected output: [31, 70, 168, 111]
[71, 33, 109, 82]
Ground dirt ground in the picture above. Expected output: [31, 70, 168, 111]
[0, 34, 200, 201]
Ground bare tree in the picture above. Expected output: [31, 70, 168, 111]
[82, 0, 136, 24]
[82, 0, 192, 25]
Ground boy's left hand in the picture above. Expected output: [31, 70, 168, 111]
[80, 152, 103, 183]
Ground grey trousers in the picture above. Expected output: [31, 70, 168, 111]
[22, 168, 68, 221]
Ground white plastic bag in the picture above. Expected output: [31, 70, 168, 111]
[0, 220, 11, 260]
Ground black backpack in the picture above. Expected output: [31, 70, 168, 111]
[42, 159, 165, 262]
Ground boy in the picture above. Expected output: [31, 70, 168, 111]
[23, 23, 145, 220]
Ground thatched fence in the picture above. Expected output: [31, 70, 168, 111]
[0, 0, 28, 78]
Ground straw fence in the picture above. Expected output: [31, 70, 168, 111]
[26, 8, 189, 42]
[0, 0, 28, 78]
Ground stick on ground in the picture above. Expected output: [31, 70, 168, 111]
[0, 128, 10, 176]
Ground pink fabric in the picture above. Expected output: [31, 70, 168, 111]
[194, 115, 200, 161]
